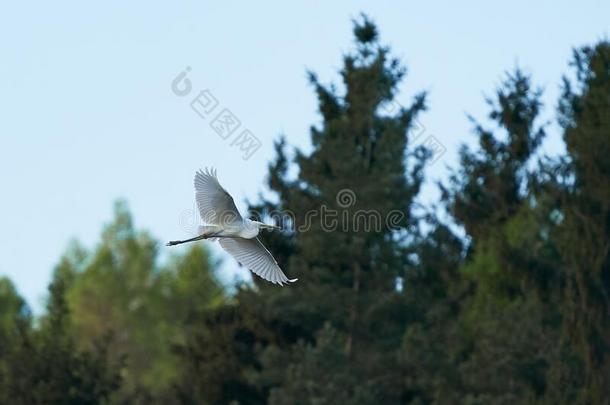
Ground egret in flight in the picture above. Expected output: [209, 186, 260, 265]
[167, 168, 297, 286]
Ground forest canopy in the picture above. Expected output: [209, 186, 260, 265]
[1, 16, 609, 405]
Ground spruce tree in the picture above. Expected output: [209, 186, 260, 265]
[176, 15, 428, 404]
[554, 41, 610, 403]
[3, 264, 122, 404]
[427, 70, 566, 403]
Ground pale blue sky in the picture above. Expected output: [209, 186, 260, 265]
[1, 1, 608, 313]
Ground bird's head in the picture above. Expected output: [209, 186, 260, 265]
[253, 221, 282, 231]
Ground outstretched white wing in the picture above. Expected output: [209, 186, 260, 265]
[194, 168, 242, 225]
[219, 237, 297, 286]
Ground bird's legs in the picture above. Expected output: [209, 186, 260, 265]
[166, 230, 227, 246]
[166, 234, 209, 246]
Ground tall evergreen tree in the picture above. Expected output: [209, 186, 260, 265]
[554, 41, 610, 403]
[2, 264, 122, 404]
[0, 17, 607, 405]
[426, 70, 567, 404]
[175, 15, 428, 404]
[0, 277, 31, 401]
[61, 200, 225, 402]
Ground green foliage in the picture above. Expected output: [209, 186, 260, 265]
[172, 15, 430, 404]
[267, 324, 379, 405]
[1, 270, 122, 404]
[0, 277, 31, 399]
[0, 201, 225, 403]
[554, 41, 610, 403]
[62, 201, 225, 401]
[1, 17, 609, 405]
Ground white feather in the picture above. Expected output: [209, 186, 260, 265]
[219, 237, 297, 286]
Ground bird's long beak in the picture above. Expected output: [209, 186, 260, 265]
[263, 224, 282, 231]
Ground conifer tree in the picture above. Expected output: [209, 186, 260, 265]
[554, 41, 610, 403]
[176, 15, 428, 404]
[426, 70, 565, 403]
[2, 265, 122, 404]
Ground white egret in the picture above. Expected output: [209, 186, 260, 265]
[167, 168, 297, 286]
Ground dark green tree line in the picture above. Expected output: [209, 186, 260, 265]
[0, 16, 608, 405]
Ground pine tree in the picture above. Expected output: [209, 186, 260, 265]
[426, 70, 568, 403]
[554, 40, 610, 403]
[176, 15, 429, 404]
[0, 277, 31, 402]
[3, 264, 123, 404]
[62, 200, 225, 401]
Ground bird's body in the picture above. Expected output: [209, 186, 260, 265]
[167, 168, 297, 286]
[197, 219, 259, 239]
